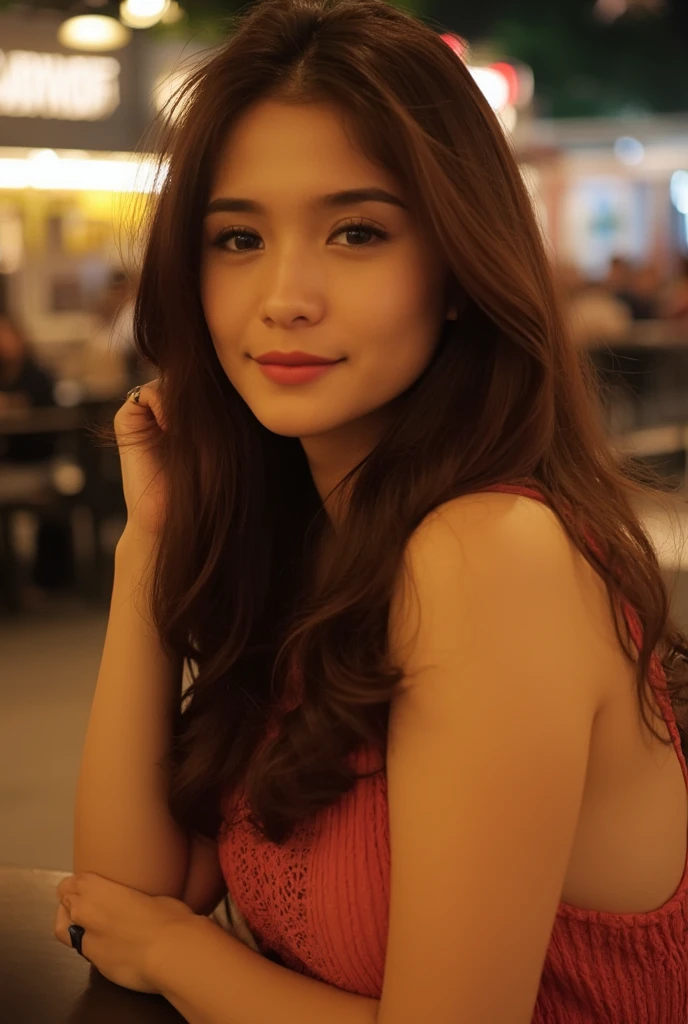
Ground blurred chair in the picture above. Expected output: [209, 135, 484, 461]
[0, 314, 79, 607]
[0, 402, 126, 613]
[0, 459, 72, 611]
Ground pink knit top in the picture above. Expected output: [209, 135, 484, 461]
[218, 483, 688, 1022]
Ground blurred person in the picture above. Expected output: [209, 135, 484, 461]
[0, 313, 75, 595]
[604, 254, 633, 300]
[661, 255, 688, 322]
[0, 314, 57, 459]
[626, 263, 661, 321]
[97, 269, 132, 324]
[604, 255, 661, 321]
[53, 3, 688, 1023]
[79, 269, 137, 397]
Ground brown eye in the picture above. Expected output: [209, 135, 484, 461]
[330, 219, 389, 247]
[212, 229, 262, 252]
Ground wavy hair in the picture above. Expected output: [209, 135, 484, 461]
[117, 0, 688, 846]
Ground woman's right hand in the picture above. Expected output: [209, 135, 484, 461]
[114, 380, 169, 539]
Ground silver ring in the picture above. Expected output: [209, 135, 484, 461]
[126, 385, 142, 404]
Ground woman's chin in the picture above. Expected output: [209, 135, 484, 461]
[252, 410, 344, 440]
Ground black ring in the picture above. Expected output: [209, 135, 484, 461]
[67, 923, 86, 957]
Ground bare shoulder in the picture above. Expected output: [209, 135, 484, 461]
[414, 489, 570, 560]
[389, 490, 614, 713]
[396, 489, 585, 609]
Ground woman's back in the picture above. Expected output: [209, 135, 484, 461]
[561, 628, 688, 914]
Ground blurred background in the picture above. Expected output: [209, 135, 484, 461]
[1, 0, 688, 871]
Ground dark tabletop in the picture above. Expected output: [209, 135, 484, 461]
[0, 865, 185, 1024]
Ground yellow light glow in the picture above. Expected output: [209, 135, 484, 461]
[161, 1, 185, 24]
[120, 0, 169, 29]
[0, 151, 166, 193]
[57, 14, 131, 52]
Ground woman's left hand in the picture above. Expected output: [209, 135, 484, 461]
[54, 872, 196, 993]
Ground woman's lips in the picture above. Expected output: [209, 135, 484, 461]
[254, 360, 344, 385]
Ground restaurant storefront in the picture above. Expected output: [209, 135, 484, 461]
[523, 115, 688, 279]
[0, 8, 209, 355]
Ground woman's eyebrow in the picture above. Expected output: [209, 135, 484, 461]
[204, 187, 408, 216]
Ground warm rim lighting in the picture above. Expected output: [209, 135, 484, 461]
[119, 0, 169, 30]
[57, 14, 132, 52]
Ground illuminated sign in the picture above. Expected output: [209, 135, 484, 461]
[440, 36, 534, 110]
[439, 35, 535, 135]
[0, 49, 120, 121]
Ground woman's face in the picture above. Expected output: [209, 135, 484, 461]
[200, 99, 453, 468]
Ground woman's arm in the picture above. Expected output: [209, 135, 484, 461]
[73, 528, 191, 897]
[148, 916, 380, 1024]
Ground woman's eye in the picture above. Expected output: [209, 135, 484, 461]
[330, 221, 389, 247]
[211, 220, 388, 253]
[213, 229, 261, 252]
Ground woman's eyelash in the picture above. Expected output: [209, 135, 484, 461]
[211, 218, 389, 252]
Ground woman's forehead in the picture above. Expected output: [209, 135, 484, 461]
[212, 101, 388, 181]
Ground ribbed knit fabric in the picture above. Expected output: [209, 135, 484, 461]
[217, 483, 688, 1022]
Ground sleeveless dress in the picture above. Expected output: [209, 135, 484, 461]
[218, 483, 688, 1022]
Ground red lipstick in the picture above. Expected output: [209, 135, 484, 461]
[252, 350, 345, 385]
[254, 351, 341, 365]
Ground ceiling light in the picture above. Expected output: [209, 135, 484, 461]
[161, 1, 185, 24]
[58, 7, 132, 52]
[119, 0, 169, 30]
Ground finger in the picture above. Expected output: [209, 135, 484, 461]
[59, 891, 76, 917]
[54, 903, 74, 947]
[55, 904, 92, 963]
[58, 870, 92, 896]
[125, 380, 167, 432]
[56, 875, 76, 899]
[70, 871, 96, 893]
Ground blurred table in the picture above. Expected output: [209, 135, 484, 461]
[0, 406, 88, 435]
[604, 320, 688, 349]
[588, 331, 688, 431]
[0, 866, 184, 1024]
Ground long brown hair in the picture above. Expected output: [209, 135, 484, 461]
[120, 0, 688, 846]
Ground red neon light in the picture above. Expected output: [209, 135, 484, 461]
[440, 33, 468, 60]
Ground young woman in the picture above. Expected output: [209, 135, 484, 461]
[54, 0, 688, 1020]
